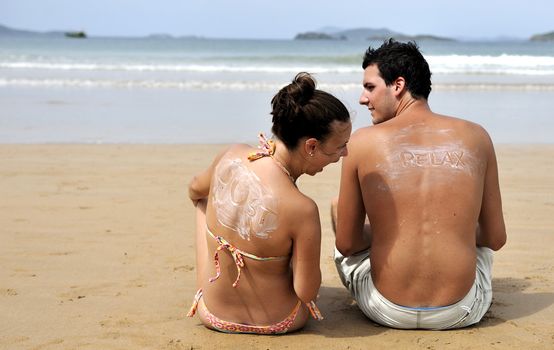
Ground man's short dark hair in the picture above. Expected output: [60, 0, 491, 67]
[362, 39, 432, 100]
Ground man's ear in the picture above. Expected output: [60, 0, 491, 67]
[392, 77, 406, 96]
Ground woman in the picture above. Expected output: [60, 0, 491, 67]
[187, 72, 351, 334]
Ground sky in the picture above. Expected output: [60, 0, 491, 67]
[1, 0, 553, 40]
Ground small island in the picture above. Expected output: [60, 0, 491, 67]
[65, 31, 87, 39]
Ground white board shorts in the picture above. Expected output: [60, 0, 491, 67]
[334, 246, 493, 329]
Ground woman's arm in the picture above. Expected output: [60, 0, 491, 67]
[290, 198, 322, 303]
[188, 146, 230, 204]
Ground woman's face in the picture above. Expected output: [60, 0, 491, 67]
[306, 120, 352, 175]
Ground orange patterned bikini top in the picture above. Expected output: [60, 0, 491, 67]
[248, 133, 296, 184]
[205, 226, 288, 288]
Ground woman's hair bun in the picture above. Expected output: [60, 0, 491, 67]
[271, 72, 315, 123]
[270, 72, 349, 150]
[288, 72, 316, 105]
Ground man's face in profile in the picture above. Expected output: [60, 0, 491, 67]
[359, 64, 397, 125]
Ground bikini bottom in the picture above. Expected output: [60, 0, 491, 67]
[188, 290, 302, 334]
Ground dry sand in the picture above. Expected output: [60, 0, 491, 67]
[1, 144, 553, 349]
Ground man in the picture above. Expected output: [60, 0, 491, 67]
[332, 39, 506, 329]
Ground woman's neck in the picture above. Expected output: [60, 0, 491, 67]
[272, 140, 305, 183]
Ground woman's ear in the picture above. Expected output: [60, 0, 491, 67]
[304, 138, 318, 157]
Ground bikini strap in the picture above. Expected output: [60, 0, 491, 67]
[247, 132, 295, 184]
[209, 236, 246, 288]
[187, 289, 203, 317]
[205, 226, 288, 288]
[206, 227, 287, 261]
[247, 133, 275, 161]
[306, 300, 324, 320]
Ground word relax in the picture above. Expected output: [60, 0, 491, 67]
[400, 150, 465, 168]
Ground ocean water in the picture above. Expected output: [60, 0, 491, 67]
[1, 36, 554, 143]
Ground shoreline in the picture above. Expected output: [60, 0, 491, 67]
[1, 144, 553, 349]
[2, 87, 554, 145]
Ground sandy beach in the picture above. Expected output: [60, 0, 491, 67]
[1, 144, 553, 349]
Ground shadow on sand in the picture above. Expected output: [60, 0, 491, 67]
[300, 286, 386, 338]
[479, 276, 554, 327]
[302, 277, 554, 335]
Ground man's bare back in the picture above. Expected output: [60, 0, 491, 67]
[333, 39, 505, 329]
[349, 107, 496, 306]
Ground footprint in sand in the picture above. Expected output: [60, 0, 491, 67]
[1, 288, 18, 296]
[173, 265, 194, 272]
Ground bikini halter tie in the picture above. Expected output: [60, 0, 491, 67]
[248, 133, 295, 184]
[209, 235, 246, 288]
[247, 132, 276, 161]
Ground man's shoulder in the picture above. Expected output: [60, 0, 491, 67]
[435, 113, 484, 130]
[343, 126, 390, 168]
[435, 114, 491, 141]
[350, 125, 388, 144]
[348, 114, 492, 148]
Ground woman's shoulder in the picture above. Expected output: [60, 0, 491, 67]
[222, 143, 255, 157]
[280, 190, 319, 223]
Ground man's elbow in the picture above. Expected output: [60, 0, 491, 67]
[489, 234, 507, 251]
[479, 230, 507, 251]
[335, 240, 359, 257]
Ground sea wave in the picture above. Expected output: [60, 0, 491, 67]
[428, 54, 554, 75]
[0, 62, 356, 74]
[2, 78, 554, 91]
[1, 54, 554, 75]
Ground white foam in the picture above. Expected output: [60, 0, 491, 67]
[427, 54, 554, 75]
[2, 54, 554, 75]
[2, 78, 554, 91]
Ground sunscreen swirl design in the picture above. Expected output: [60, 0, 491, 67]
[212, 158, 278, 240]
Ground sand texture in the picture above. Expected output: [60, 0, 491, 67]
[1, 144, 553, 349]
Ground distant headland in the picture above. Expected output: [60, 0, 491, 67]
[295, 27, 454, 41]
[530, 31, 554, 41]
[294, 27, 554, 42]
[1, 23, 553, 41]
[0, 24, 196, 39]
[0, 23, 87, 38]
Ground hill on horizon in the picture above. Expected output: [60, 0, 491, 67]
[0, 23, 67, 37]
[296, 26, 455, 41]
[1, 23, 550, 41]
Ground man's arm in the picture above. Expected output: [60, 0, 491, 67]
[335, 131, 371, 256]
[476, 133, 507, 251]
